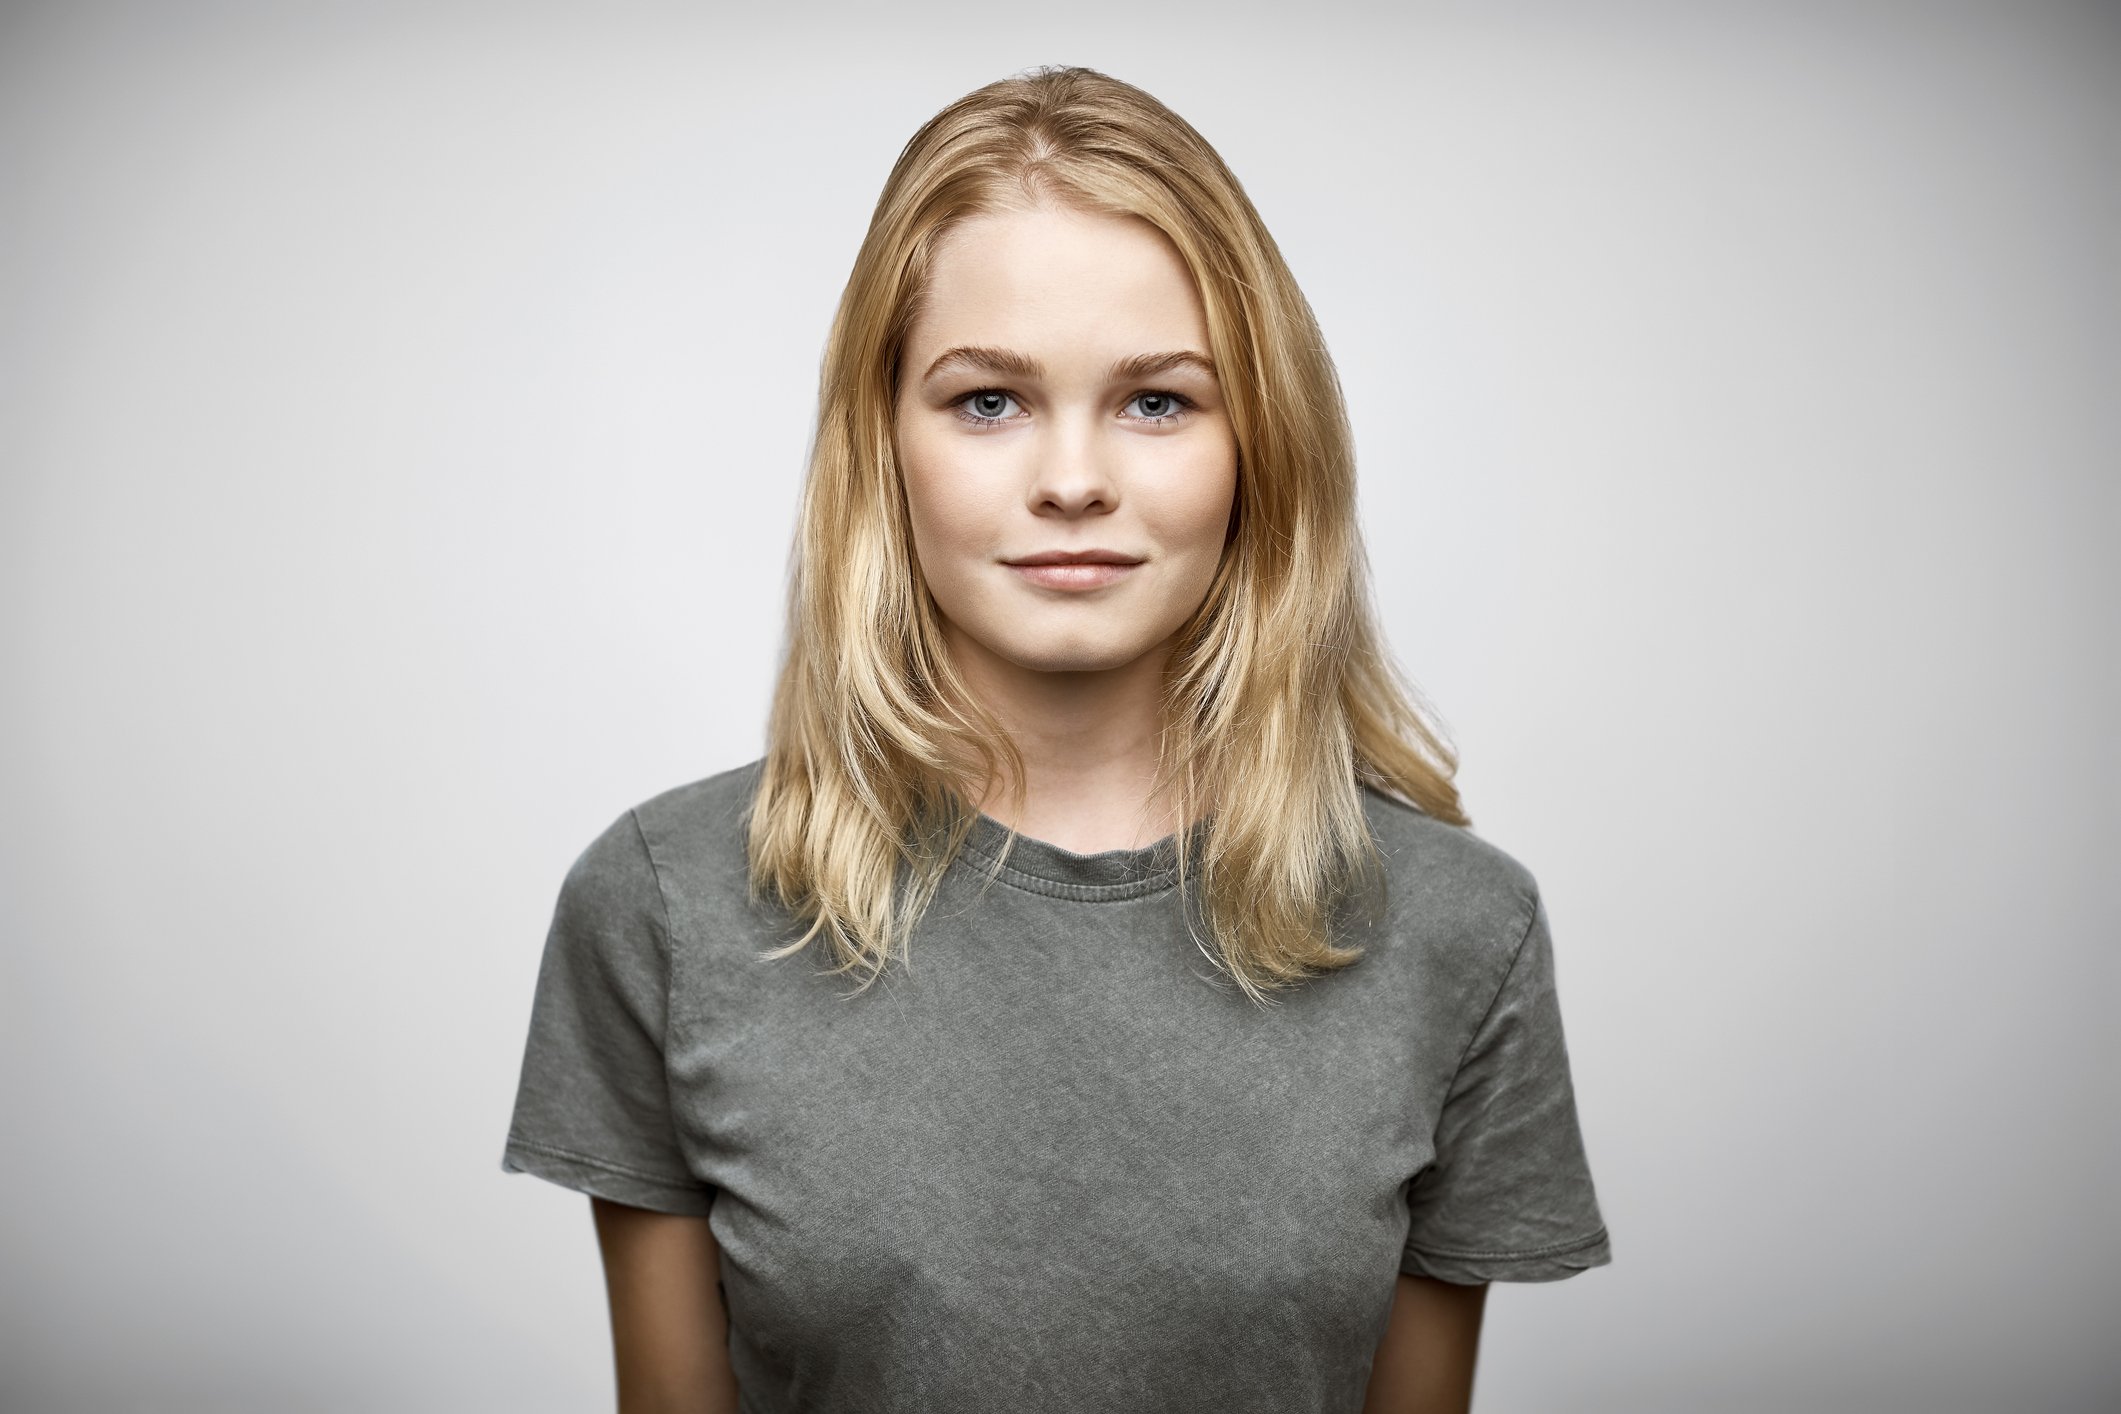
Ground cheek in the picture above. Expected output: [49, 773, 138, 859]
[1153, 443, 1239, 550]
[896, 423, 953, 543]
[897, 428, 995, 571]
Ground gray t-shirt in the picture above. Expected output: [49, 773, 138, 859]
[502, 758, 1611, 1412]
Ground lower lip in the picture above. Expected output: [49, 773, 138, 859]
[1007, 562, 1140, 590]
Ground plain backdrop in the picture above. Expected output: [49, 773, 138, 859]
[2, 1, 2114, 1411]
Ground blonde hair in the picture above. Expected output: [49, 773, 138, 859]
[745, 64, 1467, 1007]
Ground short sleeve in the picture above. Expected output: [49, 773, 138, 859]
[1402, 886, 1612, 1284]
[499, 807, 717, 1215]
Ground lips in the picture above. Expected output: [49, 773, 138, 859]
[1002, 550, 1144, 566]
[1005, 559, 1140, 591]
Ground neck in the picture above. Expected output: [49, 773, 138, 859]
[944, 622, 1188, 854]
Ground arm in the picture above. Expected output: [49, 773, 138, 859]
[1360, 1273, 1489, 1414]
[590, 1197, 741, 1414]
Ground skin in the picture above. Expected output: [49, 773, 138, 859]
[591, 1198, 739, 1414]
[592, 199, 1486, 1414]
[1362, 1275, 1491, 1414]
[893, 201, 1238, 854]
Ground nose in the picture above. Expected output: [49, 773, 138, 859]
[1025, 412, 1117, 517]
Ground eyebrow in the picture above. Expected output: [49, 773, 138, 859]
[919, 345, 1218, 386]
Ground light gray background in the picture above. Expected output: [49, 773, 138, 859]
[3, 2, 2113, 1411]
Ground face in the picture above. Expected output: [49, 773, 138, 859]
[893, 203, 1239, 689]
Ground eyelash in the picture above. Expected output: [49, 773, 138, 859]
[951, 387, 1198, 429]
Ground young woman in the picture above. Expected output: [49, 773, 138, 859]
[503, 64, 1612, 1414]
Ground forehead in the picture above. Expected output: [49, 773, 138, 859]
[910, 205, 1209, 356]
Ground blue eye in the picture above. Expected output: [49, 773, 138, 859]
[1126, 391, 1193, 424]
[955, 389, 1022, 427]
[950, 387, 1197, 428]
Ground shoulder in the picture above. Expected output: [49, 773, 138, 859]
[1357, 783, 1542, 955]
[556, 758, 763, 886]
[550, 759, 765, 937]
[573, 756, 766, 902]
[1360, 783, 1539, 904]
[626, 756, 766, 846]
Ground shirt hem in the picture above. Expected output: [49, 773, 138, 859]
[1400, 1225, 1612, 1285]
[501, 1134, 717, 1215]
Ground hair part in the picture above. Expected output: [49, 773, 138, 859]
[746, 63, 1467, 1007]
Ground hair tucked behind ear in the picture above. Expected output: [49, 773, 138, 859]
[745, 64, 1467, 1007]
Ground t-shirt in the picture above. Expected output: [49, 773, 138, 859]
[501, 757, 1612, 1412]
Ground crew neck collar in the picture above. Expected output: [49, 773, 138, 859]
[954, 810, 1211, 901]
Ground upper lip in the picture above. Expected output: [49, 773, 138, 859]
[1003, 549, 1144, 566]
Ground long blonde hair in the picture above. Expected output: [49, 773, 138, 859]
[745, 64, 1467, 1007]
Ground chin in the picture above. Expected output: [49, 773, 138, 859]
[998, 639, 1147, 674]
[967, 621, 1153, 675]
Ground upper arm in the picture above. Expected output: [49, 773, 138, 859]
[591, 1197, 740, 1414]
[502, 808, 718, 1216]
[1361, 1272, 1489, 1414]
[1401, 886, 1612, 1284]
